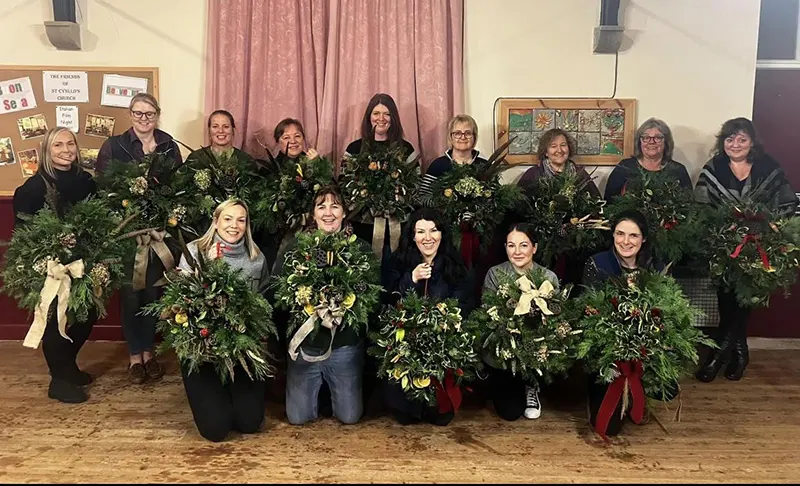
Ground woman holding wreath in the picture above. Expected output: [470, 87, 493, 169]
[13, 127, 97, 403]
[273, 186, 377, 425]
[96, 93, 182, 385]
[694, 117, 797, 382]
[383, 208, 474, 425]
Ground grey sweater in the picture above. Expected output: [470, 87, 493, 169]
[483, 261, 559, 294]
[178, 235, 270, 294]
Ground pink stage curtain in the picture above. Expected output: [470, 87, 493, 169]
[206, 0, 463, 169]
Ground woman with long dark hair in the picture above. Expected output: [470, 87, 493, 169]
[694, 117, 797, 382]
[382, 208, 474, 426]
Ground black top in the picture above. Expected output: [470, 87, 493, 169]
[604, 156, 692, 201]
[13, 166, 96, 227]
[425, 149, 488, 177]
[342, 138, 417, 172]
[384, 253, 476, 315]
[96, 128, 183, 172]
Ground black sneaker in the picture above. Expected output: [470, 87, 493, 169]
[48, 378, 88, 404]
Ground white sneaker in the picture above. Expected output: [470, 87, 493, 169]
[524, 383, 542, 419]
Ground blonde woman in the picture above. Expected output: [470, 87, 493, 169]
[12, 127, 97, 403]
[95, 92, 183, 384]
[418, 114, 487, 199]
[177, 199, 270, 442]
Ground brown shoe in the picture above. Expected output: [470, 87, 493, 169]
[144, 358, 165, 381]
[128, 363, 147, 384]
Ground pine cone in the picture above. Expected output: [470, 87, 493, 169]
[157, 184, 173, 196]
[57, 233, 77, 249]
[315, 249, 330, 268]
[218, 175, 236, 189]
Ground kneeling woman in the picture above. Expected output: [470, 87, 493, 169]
[273, 186, 369, 426]
[177, 200, 271, 442]
[482, 223, 559, 421]
[582, 209, 672, 436]
[384, 208, 475, 425]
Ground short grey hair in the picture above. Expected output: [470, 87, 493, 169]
[633, 117, 674, 162]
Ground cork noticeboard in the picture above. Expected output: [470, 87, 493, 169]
[496, 98, 637, 166]
[0, 65, 159, 196]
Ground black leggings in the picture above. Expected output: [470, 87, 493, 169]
[717, 289, 751, 339]
[383, 380, 454, 426]
[42, 300, 96, 382]
[486, 367, 527, 421]
[181, 362, 267, 442]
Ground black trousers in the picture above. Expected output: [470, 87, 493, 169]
[383, 380, 454, 426]
[587, 373, 624, 437]
[486, 367, 527, 421]
[42, 299, 96, 383]
[717, 289, 751, 341]
[181, 362, 267, 442]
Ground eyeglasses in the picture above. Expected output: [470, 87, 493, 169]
[451, 131, 474, 139]
[131, 110, 158, 120]
[640, 135, 664, 143]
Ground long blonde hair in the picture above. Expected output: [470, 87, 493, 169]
[195, 199, 260, 259]
[39, 127, 84, 179]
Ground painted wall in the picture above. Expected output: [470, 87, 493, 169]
[464, 0, 762, 188]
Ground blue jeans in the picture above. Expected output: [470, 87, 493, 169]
[285, 343, 363, 425]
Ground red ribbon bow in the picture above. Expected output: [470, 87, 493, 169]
[594, 360, 646, 442]
[459, 226, 480, 270]
[730, 233, 770, 269]
[433, 369, 463, 414]
[215, 242, 229, 259]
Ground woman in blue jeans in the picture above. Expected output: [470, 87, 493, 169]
[272, 186, 373, 425]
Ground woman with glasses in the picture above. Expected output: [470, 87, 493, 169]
[603, 118, 692, 201]
[96, 93, 182, 386]
[419, 114, 487, 197]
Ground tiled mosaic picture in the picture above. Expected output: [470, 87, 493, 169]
[508, 108, 627, 156]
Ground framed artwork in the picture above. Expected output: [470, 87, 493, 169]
[496, 98, 637, 166]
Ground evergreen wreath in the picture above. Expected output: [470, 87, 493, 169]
[271, 230, 382, 346]
[369, 293, 481, 407]
[605, 168, 708, 265]
[421, 143, 521, 251]
[708, 198, 800, 308]
[576, 270, 714, 399]
[251, 154, 335, 233]
[95, 152, 192, 233]
[339, 142, 420, 222]
[143, 247, 277, 384]
[2, 197, 136, 323]
[467, 267, 581, 382]
[517, 170, 609, 267]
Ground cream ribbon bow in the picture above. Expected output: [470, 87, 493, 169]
[513, 275, 555, 316]
[132, 229, 175, 290]
[371, 214, 402, 259]
[288, 302, 346, 363]
[23, 259, 85, 349]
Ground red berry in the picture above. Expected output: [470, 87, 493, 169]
[455, 368, 464, 377]
[200, 328, 209, 338]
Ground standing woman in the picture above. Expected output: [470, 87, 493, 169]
[517, 128, 600, 196]
[603, 118, 692, 201]
[187, 110, 253, 164]
[694, 117, 797, 382]
[418, 114, 487, 198]
[273, 186, 370, 425]
[96, 93, 183, 384]
[342, 93, 418, 267]
[383, 208, 475, 426]
[482, 223, 559, 421]
[177, 199, 270, 442]
[13, 127, 97, 403]
[273, 118, 319, 167]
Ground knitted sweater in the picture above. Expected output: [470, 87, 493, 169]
[178, 234, 269, 294]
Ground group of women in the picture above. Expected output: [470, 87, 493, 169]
[12, 91, 797, 442]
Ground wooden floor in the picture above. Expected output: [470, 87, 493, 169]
[1, 342, 799, 483]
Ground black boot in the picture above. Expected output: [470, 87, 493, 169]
[724, 335, 749, 381]
[695, 330, 733, 383]
[48, 378, 88, 404]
